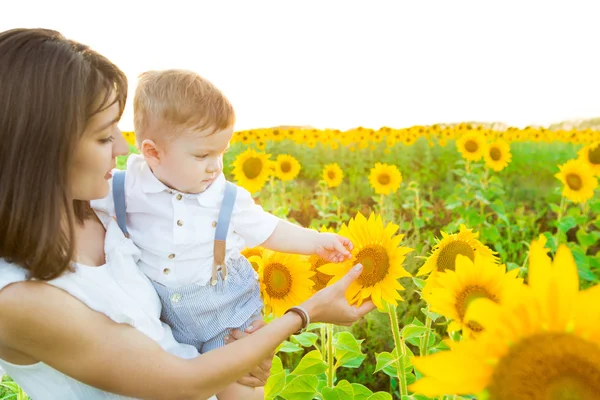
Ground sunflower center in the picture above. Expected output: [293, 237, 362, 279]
[566, 173, 583, 191]
[589, 146, 600, 165]
[378, 173, 391, 185]
[488, 333, 600, 400]
[327, 170, 336, 179]
[280, 161, 292, 173]
[490, 147, 502, 161]
[465, 140, 479, 153]
[264, 262, 292, 299]
[242, 157, 263, 179]
[456, 285, 498, 321]
[355, 245, 390, 287]
[436, 241, 475, 272]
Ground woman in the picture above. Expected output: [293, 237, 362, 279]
[0, 28, 375, 400]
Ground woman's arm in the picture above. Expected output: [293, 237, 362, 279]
[0, 265, 372, 400]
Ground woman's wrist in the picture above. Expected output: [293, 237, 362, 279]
[299, 298, 319, 323]
[282, 310, 304, 335]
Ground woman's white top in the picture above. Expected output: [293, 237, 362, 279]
[0, 212, 216, 400]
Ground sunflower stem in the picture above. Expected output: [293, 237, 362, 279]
[387, 303, 408, 397]
[419, 309, 433, 356]
[580, 201, 591, 253]
[326, 323, 336, 388]
[479, 168, 489, 219]
[554, 196, 567, 247]
[320, 324, 327, 357]
[378, 193, 385, 218]
[414, 185, 421, 242]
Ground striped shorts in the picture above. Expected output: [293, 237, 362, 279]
[151, 256, 264, 353]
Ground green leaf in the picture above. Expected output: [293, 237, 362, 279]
[291, 350, 327, 375]
[556, 216, 577, 233]
[482, 225, 501, 243]
[421, 307, 441, 322]
[271, 355, 284, 374]
[413, 217, 426, 229]
[278, 341, 304, 353]
[374, 351, 397, 375]
[412, 278, 426, 290]
[366, 393, 393, 400]
[489, 202, 509, 224]
[321, 380, 355, 400]
[549, 203, 562, 214]
[506, 262, 520, 272]
[577, 230, 600, 247]
[307, 322, 326, 331]
[291, 332, 319, 348]
[590, 198, 600, 214]
[279, 375, 319, 400]
[334, 332, 366, 368]
[572, 250, 598, 282]
[542, 231, 558, 252]
[351, 383, 374, 400]
[265, 356, 286, 400]
[401, 324, 430, 340]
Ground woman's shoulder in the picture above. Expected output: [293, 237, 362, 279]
[0, 259, 75, 312]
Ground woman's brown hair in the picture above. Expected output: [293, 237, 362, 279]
[0, 28, 127, 280]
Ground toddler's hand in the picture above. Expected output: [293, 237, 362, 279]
[315, 233, 353, 263]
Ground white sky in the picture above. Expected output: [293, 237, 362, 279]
[3, 0, 600, 131]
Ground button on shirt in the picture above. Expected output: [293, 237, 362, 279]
[91, 154, 280, 288]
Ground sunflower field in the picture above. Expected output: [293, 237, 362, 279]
[141, 123, 600, 399]
[4, 123, 600, 399]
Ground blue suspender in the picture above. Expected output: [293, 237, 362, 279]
[112, 169, 238, 286]
[112, 170, 129, 238]
[211, 182, 237, 285]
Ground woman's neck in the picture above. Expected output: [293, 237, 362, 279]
[73, 215, 107, 267]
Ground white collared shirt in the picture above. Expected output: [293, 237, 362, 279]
[91, 154, 279, 287]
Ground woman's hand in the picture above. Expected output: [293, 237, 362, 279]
[301, 263, 375, 326]
[224, 320, 272, 387]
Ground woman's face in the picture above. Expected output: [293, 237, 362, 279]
[70, 94, 129, 201]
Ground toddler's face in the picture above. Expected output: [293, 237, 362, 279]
[151, 126, 234, 194]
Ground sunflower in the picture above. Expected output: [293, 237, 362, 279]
[555, 158, 598, 204]
[122, 131, 137, 147]
[483, 140, 512, 172]
[308, 226, 336, 291]
[410, 236, 600, 399]
[417, 225, 498, 295]
[274, 154, 301, 181]
[368, 163, 402, 195]
[322, 163, 344, 188]
[241, 247, 264, 273]
[252, 249, 314, 317]
[231, 148, 272, 194]
[456, 132, 486, 162]
[319, 212, 412, 310]
[578, 141, 600, 176]
[424, 253, 523, 338]
[418, 225, 498, 277]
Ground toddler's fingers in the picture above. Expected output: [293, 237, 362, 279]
[333, 240, 351, 256]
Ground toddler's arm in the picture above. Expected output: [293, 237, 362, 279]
[262, 220, 353, 263]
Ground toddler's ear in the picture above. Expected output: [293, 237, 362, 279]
[141, 139, 161, 166]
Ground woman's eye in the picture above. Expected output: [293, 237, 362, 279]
[196, 154, 209, 159]
[100, 136, 115, 144]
